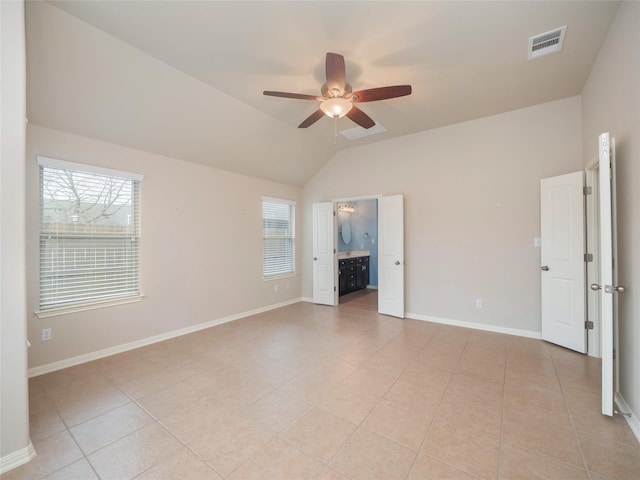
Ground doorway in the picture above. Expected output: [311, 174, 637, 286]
[540, 132, 620, 417]
[312, 194, 405, 318]
[337, 198, 379, 301]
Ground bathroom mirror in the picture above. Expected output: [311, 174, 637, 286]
[341, 222, 352, 244]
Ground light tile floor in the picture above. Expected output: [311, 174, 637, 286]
[5, 290, 640, 479]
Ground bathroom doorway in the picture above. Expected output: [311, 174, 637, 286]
[337, 198, 379, 302]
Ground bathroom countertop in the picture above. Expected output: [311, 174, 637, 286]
[337, 250, 370, 259]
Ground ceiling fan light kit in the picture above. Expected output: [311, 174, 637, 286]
[263, 52, 412, 133]
[320, 97, 352, 118]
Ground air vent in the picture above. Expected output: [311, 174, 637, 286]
[528, 26, 567, 59]
[340, 122, 387, 140]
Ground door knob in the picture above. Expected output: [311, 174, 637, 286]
[395, 261, 400, 265]
[590, 283, 602, 291]
[615, 285, 627, 293]
[541, 266, 549, 271]
[313, 257, 318, 261]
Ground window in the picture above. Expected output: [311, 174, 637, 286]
[262, 197, 295, 278]
[38, 157, 143, 313]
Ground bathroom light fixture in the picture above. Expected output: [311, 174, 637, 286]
[338, 204, 355, 213]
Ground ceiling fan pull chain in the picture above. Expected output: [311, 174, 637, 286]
[334, 115, 338, 145]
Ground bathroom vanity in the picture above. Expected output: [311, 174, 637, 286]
[338, 251, 370, 296]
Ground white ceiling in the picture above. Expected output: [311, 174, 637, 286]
[27, 1, 620, 186]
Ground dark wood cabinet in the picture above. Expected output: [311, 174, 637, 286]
[339, 255, 369, 296]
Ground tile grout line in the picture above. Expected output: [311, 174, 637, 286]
[308, 326, 432, 479]
[496, 343, 509, 480]
[33, 372, 128, 480]
[403, 329, 470, 480]
[127, 391, 228, 479]
[550, 350, 594, 480]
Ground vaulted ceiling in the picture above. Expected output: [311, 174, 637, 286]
[26, 1, 620, 186]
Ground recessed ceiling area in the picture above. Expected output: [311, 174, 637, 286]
[27, 1, 620, 186]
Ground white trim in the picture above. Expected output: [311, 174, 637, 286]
[262, 273, 296, 282]
[37, 155, 144, 181]
[35, 294, 144, 318]
[29, 297, 302, 377]
[366, 285, 378, 290]
[0, 441, 36, 475]
[405, 312, 542, 339]
[301, 299, 543, 339]
[615, 392, 640, 443]
[262, 195, 296, 206]
[585, 166, 601, 358]
[333, 194, 382, 203]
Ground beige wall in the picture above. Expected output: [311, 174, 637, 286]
[26, 125, 302, 369]
[581, 1, 640, 423]
[303, 96, 583, 335]
[0, 0, 32, 468]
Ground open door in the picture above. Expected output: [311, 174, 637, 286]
[378, 195, 404, 318]
[540, 171, 586, 353]
[592, 132, 623, 417]
[312, 202, 336, 305]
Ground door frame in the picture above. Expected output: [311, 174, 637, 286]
[585, 160, 601, 358]
[332, 194, 381, 306]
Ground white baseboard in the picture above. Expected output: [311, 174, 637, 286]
[405, 312, 542, 340]
[366, 285, 378, 290]
[29, 297, 303, 378]
[301, 301, 542, 340]
[615, 392, 640, 443]
[0, 441, 36, 474]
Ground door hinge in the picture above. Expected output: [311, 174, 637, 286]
[333, 211, 336, 216]
[334, 286, 336, 292]
[334, 248, 336, 254]
[584, 253, 593, 262]
[583, 186, 592, 195]
[585, 320, 594, 330]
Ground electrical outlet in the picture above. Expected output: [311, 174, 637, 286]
[41, 328, 52, 341]
[274, 284, 279, 292]
[286, 283, 290, 290]
[475, 299, 483, 309]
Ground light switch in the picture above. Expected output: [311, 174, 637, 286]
[534, 238, 541, 247]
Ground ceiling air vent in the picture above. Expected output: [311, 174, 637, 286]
[528, 26, 567, 59]
[340, 122, 387, 140]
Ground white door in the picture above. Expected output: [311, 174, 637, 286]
[312, 202, 336, 305]
[540, 172, 586, 353]
[378, 195, 404, 318]
[594, 132, 620, 416]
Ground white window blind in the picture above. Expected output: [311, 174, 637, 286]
[38, 157, 142, 311]
[262, 197, 295, 277]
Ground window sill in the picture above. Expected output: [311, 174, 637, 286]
[262, 273, 297, 281]
[35, 294, 144, 319]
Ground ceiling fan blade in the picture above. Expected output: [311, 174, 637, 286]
[350, 85, 412, 103]
[298, 109, 325, 128]
[325, 52, 346, 93]
[263, 91, 318, 101]
[346, 105, 376, 129]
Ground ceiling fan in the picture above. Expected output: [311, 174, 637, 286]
[264, 52, 412, 129]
